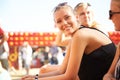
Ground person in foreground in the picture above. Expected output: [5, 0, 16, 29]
[103, 0, 120, 80]
[39, 2, 109, 74]
[21, 2, 116, 80]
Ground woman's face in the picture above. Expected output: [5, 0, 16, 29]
[110, 1, 120, 31]
[76, 6, 94, 27]
[54, 7, 78, 36]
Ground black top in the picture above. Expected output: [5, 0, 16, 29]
[78, 27, 116, 80]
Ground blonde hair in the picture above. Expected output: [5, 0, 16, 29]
[74, 2, 100, 28]
[53, 2, 74, 14]
[74, 2, 91, 14]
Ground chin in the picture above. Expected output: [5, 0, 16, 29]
[65, 34, 69, 37]
[115, 26, 120, 31]
[115, 28, 120, 31]
[65, 32, 70, 37]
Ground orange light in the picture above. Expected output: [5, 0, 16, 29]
[14, 32, 19, 36]
[24, 37, 29, 41]
[39, 41, 44, 45]
[20, 37, 24, 41]
[9, 42, 14, 46]
[30, 37, 34, 40]
[15, 37, 19, 41]
[29, 42, 34, 45]
[9, 37, 14, 40]
[20, 32, 24, 36]
[35, 37, 38, 40]
[9, 32, 14, 36]
[14, 42, 18, 46]
[49, 37, 53, 41]
[39, 32, 43, 36]
[35, 42, 38, 45]
[44, 37, 48, 41]
[24, 32, 29, 36]
[39, 37, 43, 41]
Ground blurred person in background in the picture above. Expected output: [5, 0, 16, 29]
[0, 27, 11, 80]
[74, 2, 100, 29]
[48, 42, 59, 65]
[56, 46, 66, 65]
[19, 41, 32, 75]
[0, 27, 10, 71]
[42, 46, 49, 65]
[32, 47, 42, 67]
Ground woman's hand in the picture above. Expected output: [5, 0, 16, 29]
[39, 64, 59, 73]
[103, 73, 116, 80]
[39, 64, 49, 73]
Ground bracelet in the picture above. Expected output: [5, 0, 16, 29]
[35, 74, 38, 80]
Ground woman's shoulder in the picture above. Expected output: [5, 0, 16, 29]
[73, 29, 91, 41]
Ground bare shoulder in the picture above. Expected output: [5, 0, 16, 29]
[73, 28, 95, 39]
[72, 29, 91, 45]
[73, 28, 109, 43]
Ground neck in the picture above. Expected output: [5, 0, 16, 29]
[72, 28, 80, 36]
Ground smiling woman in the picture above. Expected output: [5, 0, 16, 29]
[21, 2, 116, 80]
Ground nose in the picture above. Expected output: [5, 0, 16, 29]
[62, 19, 67, 25]
[61, 20, 67, 29]
[84, 13, 89, 18]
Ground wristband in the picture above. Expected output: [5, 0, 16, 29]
[35, 74, 38, 80]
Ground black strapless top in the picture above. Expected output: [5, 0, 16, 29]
[78, 27, 116, 80]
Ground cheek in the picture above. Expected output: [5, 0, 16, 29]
[78, 16, 84, 22]
[56, 25, 63, 31]
[112, 17, 119, 24]
[112, 18, 120, 30]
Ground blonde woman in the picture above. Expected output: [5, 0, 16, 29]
[22, 2, 116, 80]
[39, 2, 107, 74]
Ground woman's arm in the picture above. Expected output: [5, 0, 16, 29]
[55, 31, 71, 47]
[38, 33, 87, 80]
[63, 33, 87, 80]
[21, 44, 71, 80]
[39, 32, 69, 74]
[22, 32, 87, 80]
[39, 64, 61, 74]
[23, 39, 82, 80]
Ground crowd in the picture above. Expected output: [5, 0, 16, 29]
[0, 0, 120, 80]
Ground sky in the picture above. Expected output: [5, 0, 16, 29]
[0, 0, 115, 32]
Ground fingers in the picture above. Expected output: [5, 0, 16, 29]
[103, 73, 115, 80]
